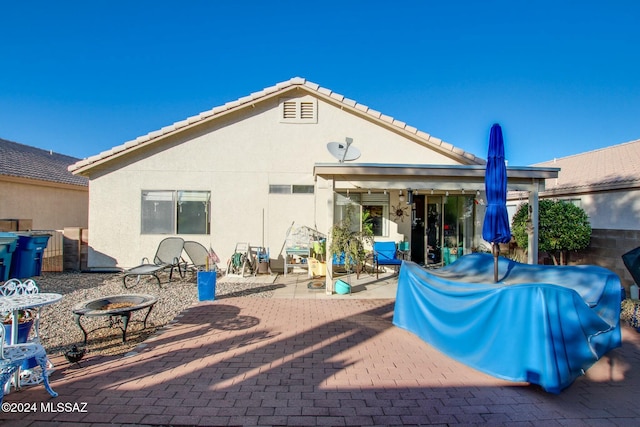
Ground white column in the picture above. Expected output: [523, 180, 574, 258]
[528, 180, 539, 265]
[325, 179, 335, 294]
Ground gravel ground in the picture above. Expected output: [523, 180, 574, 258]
[21, 270, 278, 358]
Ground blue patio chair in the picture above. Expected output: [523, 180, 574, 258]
[373, 241, 403, 279]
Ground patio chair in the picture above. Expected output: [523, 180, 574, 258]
[1, 324, 58, 404]
[373, 241, 403, 279]
[0, 278, 54, 386]
[184, 241, 219, 272]
[123, 237, 186, 288]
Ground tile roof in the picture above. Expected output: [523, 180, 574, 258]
[0, 137, 88, 187]
[535, 139, 640, 194]
[69, 77, 484, 174]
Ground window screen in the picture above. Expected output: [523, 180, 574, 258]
[141, 191, 175, 234]
[141, 190, 210, 235]
[177, 191, 210, 234]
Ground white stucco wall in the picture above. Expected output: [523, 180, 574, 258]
[85, 93, 468, 269]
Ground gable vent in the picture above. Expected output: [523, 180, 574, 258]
[279, 96, 318, 124]
[283, 101, 298, 119]
[300, 102, 315, 119]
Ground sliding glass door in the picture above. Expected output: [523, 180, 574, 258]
[424, 195, 476, 266]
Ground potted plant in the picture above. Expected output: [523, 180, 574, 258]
[329, 204, 374, 279]
[3, 309, 36, 343]
[3, 309, 37, 369]
[621, 299, 640, 332]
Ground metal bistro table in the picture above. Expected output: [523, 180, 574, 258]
[0, 293, 63, 346]
[0, 292, 63, 392]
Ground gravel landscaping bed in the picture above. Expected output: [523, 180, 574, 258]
[22, 270, 278, 358]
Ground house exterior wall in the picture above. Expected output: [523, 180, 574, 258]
[577, 189, 640, 230]
[0, 178, 88, 230]
[85, 94, 467, 269]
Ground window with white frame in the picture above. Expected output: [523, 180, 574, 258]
[334, 192, 390, 237]
[269, 184, 315, 194]
[362, 193, 389, 237]
[141, 190, 210, 235]
[279, 96, 318, 124]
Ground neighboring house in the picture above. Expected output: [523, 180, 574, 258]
[530, 139, 640, 286]
[70, 77, 556, 288]
[0, 138, 88, 230]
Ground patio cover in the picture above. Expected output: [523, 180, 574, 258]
[393, 254, 622, 393]
[313, 162, 559, 266]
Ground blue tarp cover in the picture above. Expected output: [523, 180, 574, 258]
[393, 253, 622, 393]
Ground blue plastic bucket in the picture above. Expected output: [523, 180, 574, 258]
[197, 271, 216, 301]
[335, 279, 351, 295]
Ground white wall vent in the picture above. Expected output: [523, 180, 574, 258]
[279, 96, 317, 123]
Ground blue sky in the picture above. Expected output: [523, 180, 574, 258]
[1, 1, 639, 165]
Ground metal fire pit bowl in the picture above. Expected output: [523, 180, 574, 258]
[72, 294, 157, 343]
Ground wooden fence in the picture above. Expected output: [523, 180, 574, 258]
[41, 228, 88, 272]
[42, 230, 63, 272]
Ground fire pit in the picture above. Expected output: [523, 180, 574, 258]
[72, 294, 157, 343]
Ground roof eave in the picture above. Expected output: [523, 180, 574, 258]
[541, 180, 640, 197]
[0, 173, 89, 190]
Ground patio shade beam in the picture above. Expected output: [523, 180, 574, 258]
[314, 163, 559, 193]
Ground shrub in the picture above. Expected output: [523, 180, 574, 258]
[512, 199, 591, 265]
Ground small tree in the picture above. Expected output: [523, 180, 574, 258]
[512, 199, 591, 265]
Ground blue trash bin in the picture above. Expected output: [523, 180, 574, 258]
[197, 271, 216, 301]
[9, 233, 51, 279]
[0, 232, 18, 281]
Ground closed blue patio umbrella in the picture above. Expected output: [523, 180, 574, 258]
[482, 123, 511, 282]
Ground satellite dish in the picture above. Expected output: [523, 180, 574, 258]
[327, 137, 361, 162]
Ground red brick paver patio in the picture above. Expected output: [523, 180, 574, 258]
[2, 296, 640, 426]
